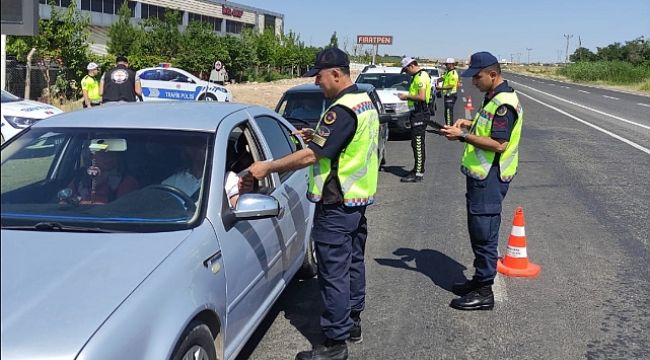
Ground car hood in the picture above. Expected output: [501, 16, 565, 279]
[375, 89, 407, 104]
[1, 100, 63, 119]
[0, 229, 191, 359]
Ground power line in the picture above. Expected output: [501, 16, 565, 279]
[525, 48, 533, 64]
[563, 34, 573, 63]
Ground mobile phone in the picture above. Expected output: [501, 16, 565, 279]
[429, 121, 445, 129]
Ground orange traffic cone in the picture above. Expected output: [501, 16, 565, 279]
[497, 207, 541, 277]
[465, 96, 474, 111]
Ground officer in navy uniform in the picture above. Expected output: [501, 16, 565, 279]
[440, 52, 523, 310]
[100, 55, 142, 104]
[250, 48, 379, 360]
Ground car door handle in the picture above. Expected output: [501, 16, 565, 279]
[277, 206, 285, 219]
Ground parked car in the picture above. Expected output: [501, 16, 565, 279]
[136, 66, 232, 102]
[0, 102, 316, 360]
[1, 89, 63, 144]
[355, 66, 412, 136]
[275, 83, 390, 165]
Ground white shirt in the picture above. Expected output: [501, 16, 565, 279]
[224, 171, 239, 199]
[162, 170, 201, 197]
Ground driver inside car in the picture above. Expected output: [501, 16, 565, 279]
[65, 150, 139, 205]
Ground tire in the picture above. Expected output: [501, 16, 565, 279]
[297, 236, 318, 279]
[171, 322, 217, 360]
[199, 93, 217, 102]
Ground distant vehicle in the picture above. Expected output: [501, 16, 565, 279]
[1, 89, 63, 144]
[1, 102, 316, 360]
[355, 66, 412, 136]
[275, 83, 390, 165]
[136, 66, 232, 102]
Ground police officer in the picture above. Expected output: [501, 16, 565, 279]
[249, 48, 379, 360]
[398, 57, 432, 183]
[100, 55, 141, 104]
[439, 52, 523, 310]
[81, 62, 101, 108]
[436, 58, 459, 126]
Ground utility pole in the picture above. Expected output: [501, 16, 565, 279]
[563, 34, 573, 63]
[510, 53, 515, 64]
[517, 52, 522, 64]
[526, 48, 533, 64]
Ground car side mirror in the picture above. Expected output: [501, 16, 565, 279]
[232, 193, 280, 220]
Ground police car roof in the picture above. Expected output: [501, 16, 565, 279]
[34, 102, 257, 132]
[284, 83, 375, 94]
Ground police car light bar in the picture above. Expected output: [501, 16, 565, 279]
[159, 63, 172, 68]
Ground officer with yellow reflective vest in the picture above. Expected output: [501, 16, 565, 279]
[398, 57, 432, 183]
[436, 57, 459, 126]
[249, 48, 379, 360]
[440, 52, 523, 311]
[81, 62, 102, 108]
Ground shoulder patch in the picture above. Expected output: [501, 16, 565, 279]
[496, 105, 508, 117]
[323, 111, 337, 125]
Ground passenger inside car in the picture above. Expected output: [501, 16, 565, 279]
[162, 141, 208, 200]
[66, 150, 139, 204]
[225, 131, 255, 208]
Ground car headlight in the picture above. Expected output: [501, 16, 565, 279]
[394, 102, 410, 113]
[4, 116, 38, 128]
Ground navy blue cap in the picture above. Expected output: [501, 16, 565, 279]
[303, 48, 350, 77]
[461, 52, 498, 77]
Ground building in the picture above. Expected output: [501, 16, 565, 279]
[39, 0, 284, 54]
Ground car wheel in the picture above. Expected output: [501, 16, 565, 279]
[298, 236, 318, 279]
[172, 322, 217, 360]
[199, 93, 217, 102]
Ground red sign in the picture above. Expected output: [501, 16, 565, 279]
[222, 5, 243, 18]
[356, 35, 393, 45]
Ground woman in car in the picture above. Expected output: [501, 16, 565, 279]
[67, 150, 139, 204]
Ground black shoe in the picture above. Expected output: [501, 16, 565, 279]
[295, 338, 348, 360]
[348, 314, 362, 344]
[450, 286, 494, 311]
[451, 279, 480, 296]
[400, 173, 423, 183]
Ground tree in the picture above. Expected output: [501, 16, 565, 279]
[176, 21, 229, 75]
[107, 2, 139, 56]
[570, 47, 598, 62]
[328, 31, 339, 48]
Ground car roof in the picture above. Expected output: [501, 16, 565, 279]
[32, 102, 256, 132]
[283, 83, 375, 94]
[361, 66, 403, 74]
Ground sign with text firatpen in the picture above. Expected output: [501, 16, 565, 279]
[356, 35, 393, 45]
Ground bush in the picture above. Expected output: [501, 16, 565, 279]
[558, 61, 650, 84]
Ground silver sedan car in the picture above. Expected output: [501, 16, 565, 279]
[0, 102, 317, 360]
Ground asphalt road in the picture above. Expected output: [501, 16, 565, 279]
[238, 75, 650, 360]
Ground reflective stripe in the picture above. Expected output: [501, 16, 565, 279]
[506, 245, 527, 258]
[341, 141, 377, 193]
[511, 225, 526, 237]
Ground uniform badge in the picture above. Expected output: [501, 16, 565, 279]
[323, 111, 337, 125]
[317, 126, 331, 137]
[496, 105, 508, 117]
[312, 134, 327, 147]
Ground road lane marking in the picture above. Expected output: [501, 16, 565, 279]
[637, 103, 650, 108]
[512, 81, 650, 130]
[517, 90, 650, 155]
[578, 90, 590, 94]
[561, 86, 570, 89]
[603, 95, 620, 100]
[548, 83, 556, 86]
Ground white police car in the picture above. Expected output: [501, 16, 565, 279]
[136, 66, 232, 102]
[1, 89, 63, 144]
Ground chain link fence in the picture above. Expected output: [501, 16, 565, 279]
[4, 57, 76, 103]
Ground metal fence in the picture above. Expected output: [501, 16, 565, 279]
[4, 59, 69, 102]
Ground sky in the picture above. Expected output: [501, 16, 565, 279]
[239, 0, 650, 63]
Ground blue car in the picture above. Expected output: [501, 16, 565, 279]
[1, 102, 316, 360]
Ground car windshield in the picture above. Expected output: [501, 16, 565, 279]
[426, 69, 440, 77]
[277, 92, 326, 128]
[356, 73, 411, 91]
[1, 90, 21, 103]
[1, 128, 213, 232]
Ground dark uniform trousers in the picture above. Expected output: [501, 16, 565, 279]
[465, 165, 510, 283]
[311, 203, 368, 341]
[443, 94, 458, 126]
[410, 110, 429, 175]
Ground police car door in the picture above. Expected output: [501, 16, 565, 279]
[251, 110, 311, 273]
[158, 69, 200, 101]
[138, 69, 165, 101]
[210, 111, 284, 355]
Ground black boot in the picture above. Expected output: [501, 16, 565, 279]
[451, 278, 480, 296]
[450, 285, 494, 311]
[348, 312, 362, 344]
[400, 172, 423, 183]
[295, 338, 348, 360]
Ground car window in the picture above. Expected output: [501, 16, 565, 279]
[356, 73, 411, 91]
[255, 116, 297, 182]
[160, 70, 191, 83]
[1, 128, 213, 232]
[277, 92, 325, 128]
[139, 70, 161, 81]
[1, 89, 21, 103]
